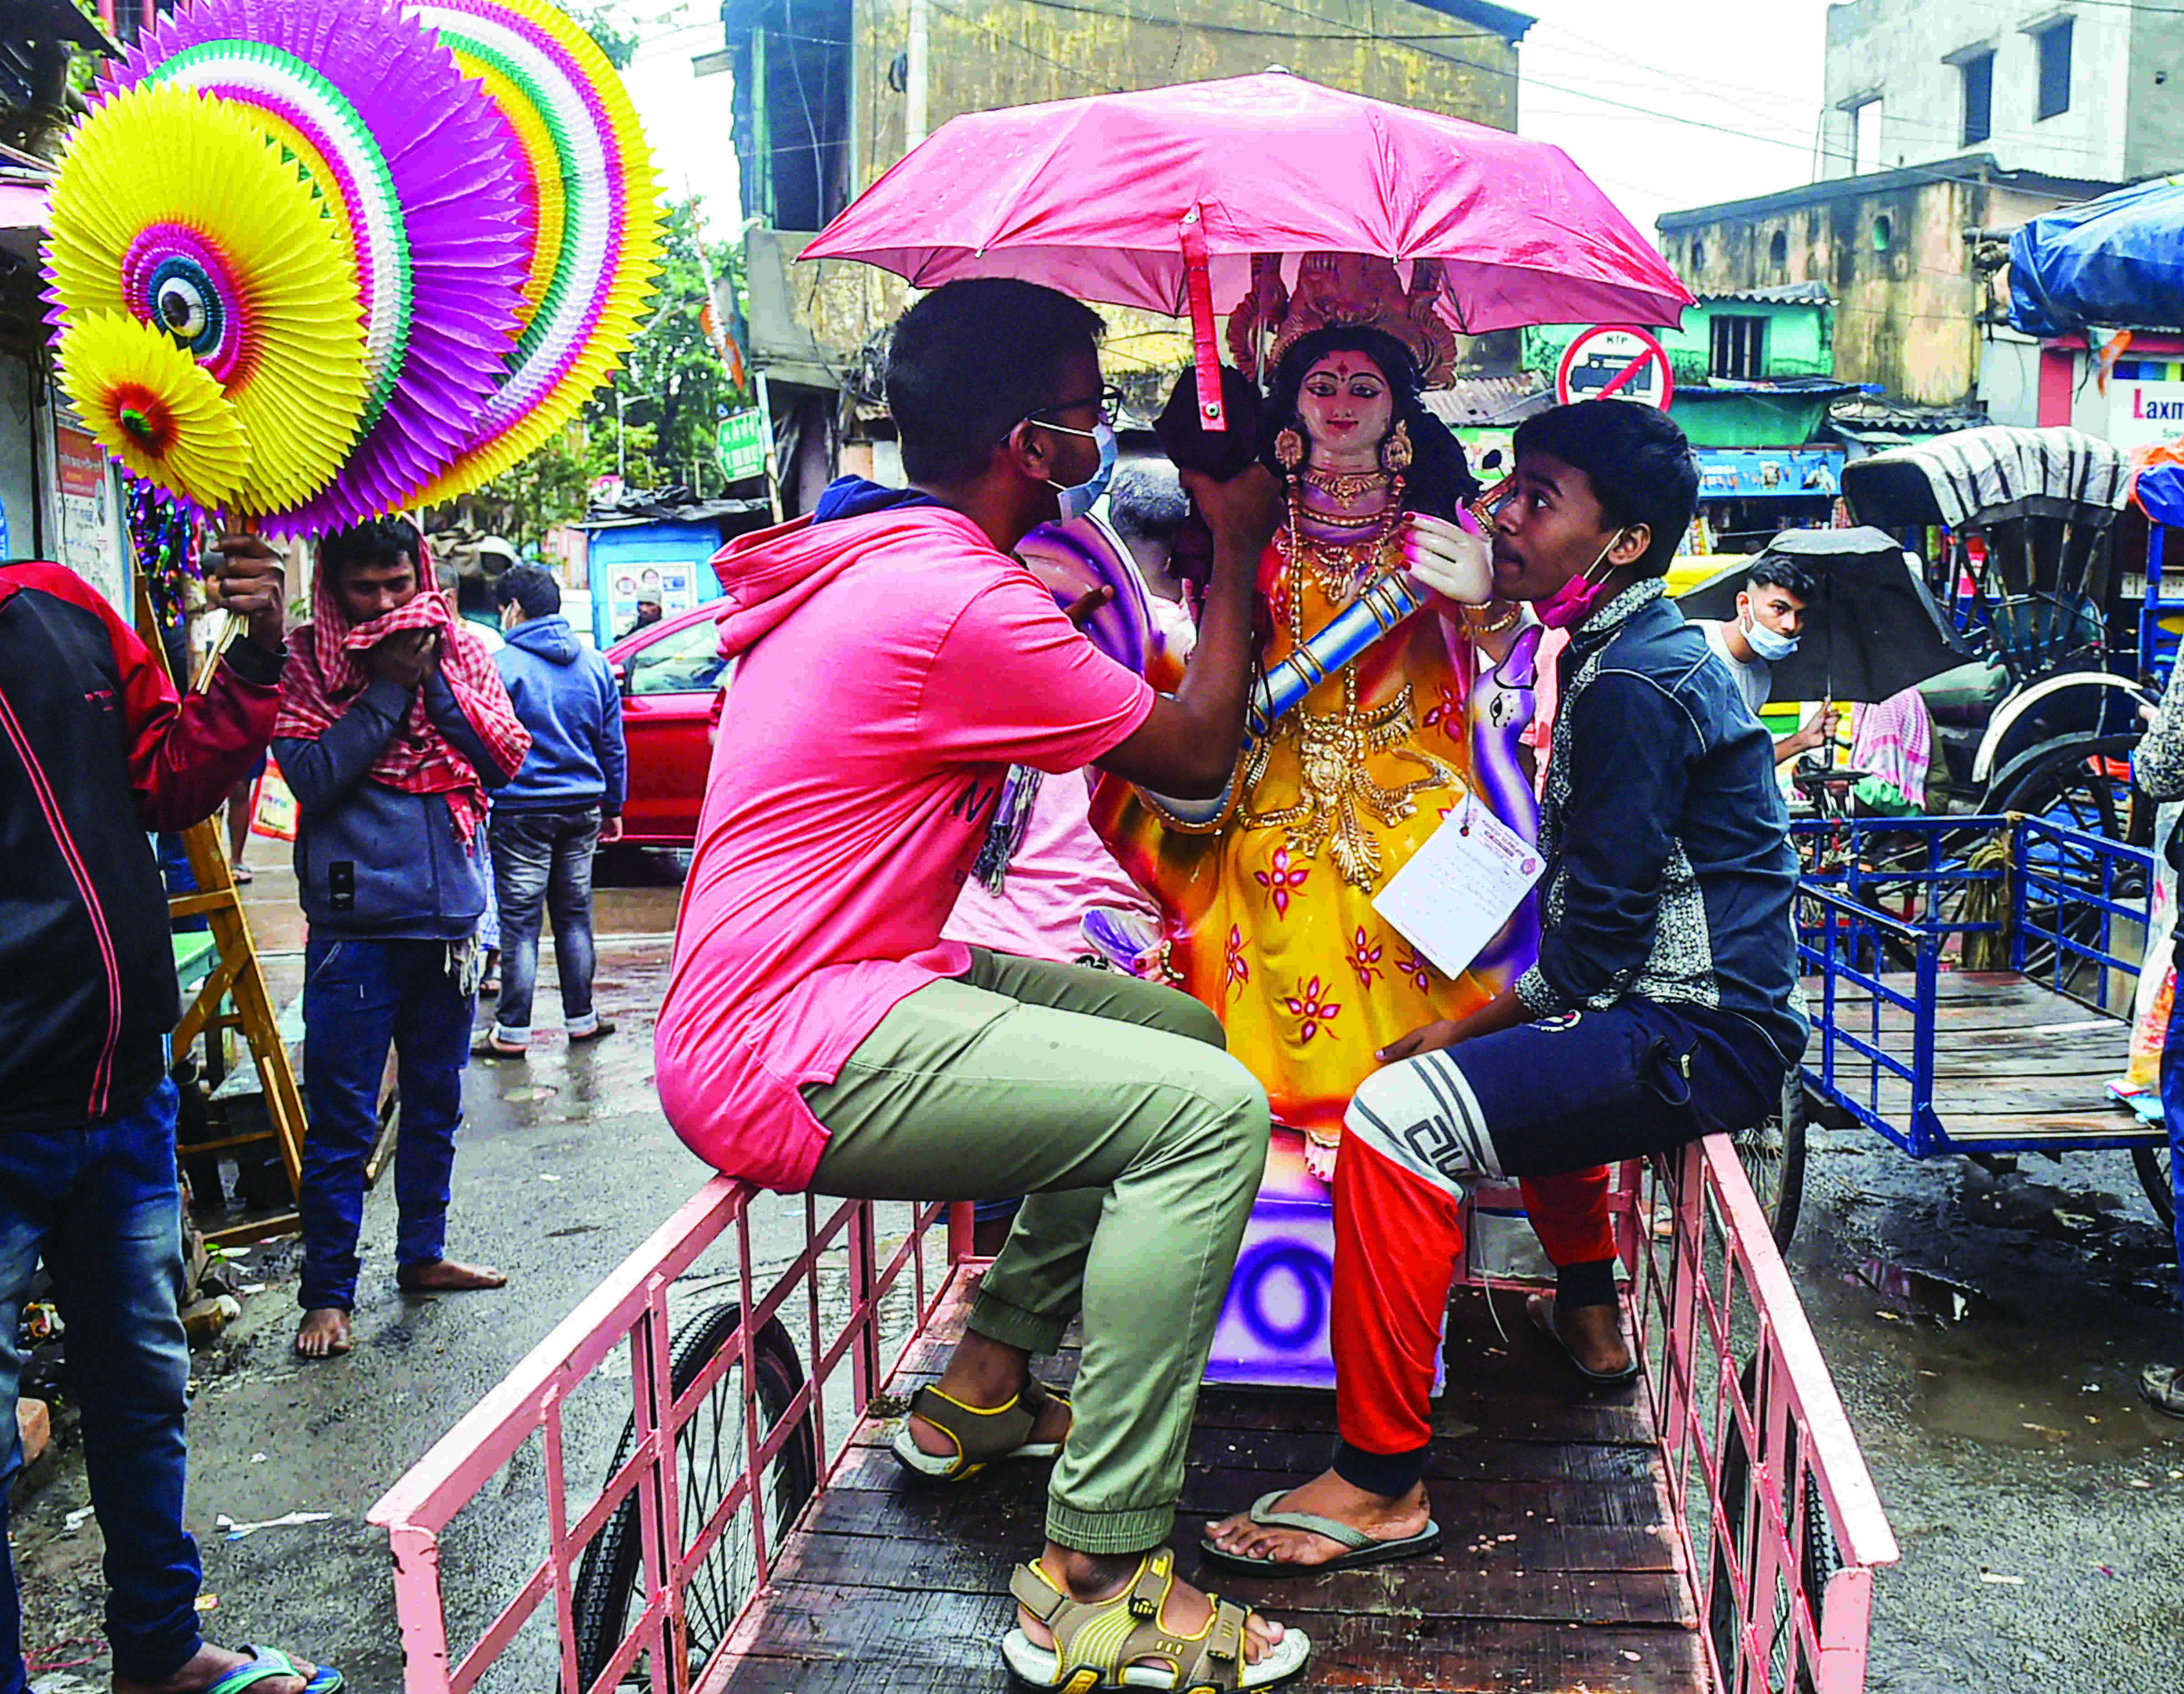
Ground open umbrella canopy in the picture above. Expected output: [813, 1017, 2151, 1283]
[801, 72, 1691, 335]
[1678, 528, 1971, 705]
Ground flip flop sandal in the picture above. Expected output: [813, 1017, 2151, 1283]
[890, 1378, 1070, 1482]
[1527, 1292, 1640, 1388]
[1002, 1546, 1310, 1690]
[1198, 1490, 1442, 1576]
[204, 1646, 344, 1694]
[2140, 1363, 2184, 1420]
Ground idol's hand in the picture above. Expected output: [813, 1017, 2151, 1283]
[1182, 462, 1282, 566]
[1377, 1019, 1463, 1062]
[1402, 512, 1492, 605]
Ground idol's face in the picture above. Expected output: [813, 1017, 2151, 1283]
[1297, 352, 1393, 463]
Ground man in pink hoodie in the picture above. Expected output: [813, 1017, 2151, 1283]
[656, 279, 1308, 1691]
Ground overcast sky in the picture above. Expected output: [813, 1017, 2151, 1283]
[612, 0, 1840, 248]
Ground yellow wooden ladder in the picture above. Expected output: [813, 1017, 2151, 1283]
[136, 581, 310, 1248]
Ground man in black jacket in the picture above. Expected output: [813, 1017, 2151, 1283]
[1203, 401, 1805, 1575]
[0, 546, 339, 1694]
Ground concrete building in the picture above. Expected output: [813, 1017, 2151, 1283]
[1820, 0, 2184, 184]
[1657, 157, 2112, 406]
[708, 0, 1536, 505]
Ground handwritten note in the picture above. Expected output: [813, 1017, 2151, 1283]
[1372, 802, 1545, 979]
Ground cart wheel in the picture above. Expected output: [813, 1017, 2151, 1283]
[2133, 1145, 2176, 1230]
[1732, 1074, 1808, 1252]
[569, 1303, 817, 1692]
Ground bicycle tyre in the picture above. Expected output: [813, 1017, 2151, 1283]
[1733, 1074, 1809, 1252]
[568, 1303, 815, 1692]
[2133, 1144, 2176, 1230]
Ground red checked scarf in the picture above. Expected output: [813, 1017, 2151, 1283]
[273, 540, 530, 847]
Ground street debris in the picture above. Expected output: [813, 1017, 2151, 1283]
[215, 1510, 335, 1540]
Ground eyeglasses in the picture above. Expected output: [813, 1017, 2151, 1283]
[1021, 385, 1125, 430]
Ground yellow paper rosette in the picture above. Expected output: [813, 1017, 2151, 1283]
[45, 80, 370, 519]
[57, 311, 249, 505]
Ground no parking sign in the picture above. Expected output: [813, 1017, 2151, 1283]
[1556, 325, 1674, 410]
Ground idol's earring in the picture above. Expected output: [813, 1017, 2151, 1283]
[1380, 419, 1413, 476]
[1274, 426, 1305, 474]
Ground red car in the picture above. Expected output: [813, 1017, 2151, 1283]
[604, 602, 730, 846]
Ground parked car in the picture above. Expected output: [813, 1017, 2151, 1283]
[603, 602, 728, 847]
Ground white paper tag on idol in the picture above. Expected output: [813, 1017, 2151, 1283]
[1371, 799, 1545, 980]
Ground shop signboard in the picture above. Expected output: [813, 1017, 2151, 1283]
[2110, 377, 2184, 454]
[51, 412, 126, 612]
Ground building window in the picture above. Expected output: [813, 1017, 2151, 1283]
[2037, 20, 2073, 121]
[1807, 211, 1821, 241]
[1712, 315, 1765, 381]
[1961, 51, 1993, 146]
[1850, 98, 1882, 173]
[1690, 239, 1705, 274]
[1769, 230, 1788, 269]
[1873, 215, 1893, 252]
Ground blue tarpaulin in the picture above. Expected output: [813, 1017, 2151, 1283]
[2008, 175, 2184, 337]
[2137, 459, 2184, 527]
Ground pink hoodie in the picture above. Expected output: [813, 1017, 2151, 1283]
[655, 501, 1153, 1189]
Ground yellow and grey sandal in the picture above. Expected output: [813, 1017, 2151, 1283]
[888, 1378, 1071, 1482]
[1001, 1547, 1311, 1691]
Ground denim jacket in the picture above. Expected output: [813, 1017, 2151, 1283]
[1516, 579, 1808, 1061]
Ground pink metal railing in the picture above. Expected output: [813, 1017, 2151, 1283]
[366, 1178, 970, 1694]
[1634, 1137, 1901, 1694]
[373, 1142, 1894, 1694]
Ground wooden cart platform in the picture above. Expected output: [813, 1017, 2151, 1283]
[1804, 969, 2153, 1147]
[713, 1266, 1703, 1694]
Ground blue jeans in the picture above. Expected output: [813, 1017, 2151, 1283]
[0, 1079, 201, 1690]
[2159, 948, 2184, 1351]
[488, 807, 601, 1038]
[300, 938, 474, 1312]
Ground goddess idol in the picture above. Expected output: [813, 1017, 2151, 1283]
[1092, 254, 1543, 1179]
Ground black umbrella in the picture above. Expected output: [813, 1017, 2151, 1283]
[1675, 527, 1972, 704]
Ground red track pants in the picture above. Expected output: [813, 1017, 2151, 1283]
[1331, 1133, 1615, 1457]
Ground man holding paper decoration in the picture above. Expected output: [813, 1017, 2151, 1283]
[1204, 400, 1804, 1575]
[0, 541, 345, 1693]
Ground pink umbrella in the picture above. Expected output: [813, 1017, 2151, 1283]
[803, 72, 1691, 426]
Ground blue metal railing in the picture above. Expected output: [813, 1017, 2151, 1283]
[1797, 815, 2155, 1159]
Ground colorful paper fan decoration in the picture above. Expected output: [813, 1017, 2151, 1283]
[403, 0, 666, 504]
[45, 79, 371, 518]
[44, 0, 661, 536]
[109, 0, 531, 533]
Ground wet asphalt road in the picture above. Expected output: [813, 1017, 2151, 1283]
[15, 851, 2184, 1692]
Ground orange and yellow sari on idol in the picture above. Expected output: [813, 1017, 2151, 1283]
[1091, 507, 1537, 1175]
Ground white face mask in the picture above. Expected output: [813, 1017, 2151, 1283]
[1740, 606, 1798, 663]
[1040, 420, 1118, 523]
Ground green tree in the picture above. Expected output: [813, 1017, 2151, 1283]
[607, 196, 750, 497]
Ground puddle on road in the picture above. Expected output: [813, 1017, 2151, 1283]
[1853, 1258, 1991, 1324]
[1835, 1251, 2180, 1457]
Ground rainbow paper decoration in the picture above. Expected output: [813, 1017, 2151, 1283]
[42, 0, 663, 538]
[404, 0, 666, 503]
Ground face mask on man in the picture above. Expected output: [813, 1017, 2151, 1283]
[1536, 529, 1630, 630]
[1740, 606, 1799, 662]
[1039, 420, 1118, 523]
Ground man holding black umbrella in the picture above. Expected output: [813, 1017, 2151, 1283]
[1692, 555, 1839, 765]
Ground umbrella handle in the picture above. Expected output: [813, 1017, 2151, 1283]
[1179, 209, 1225, 433]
